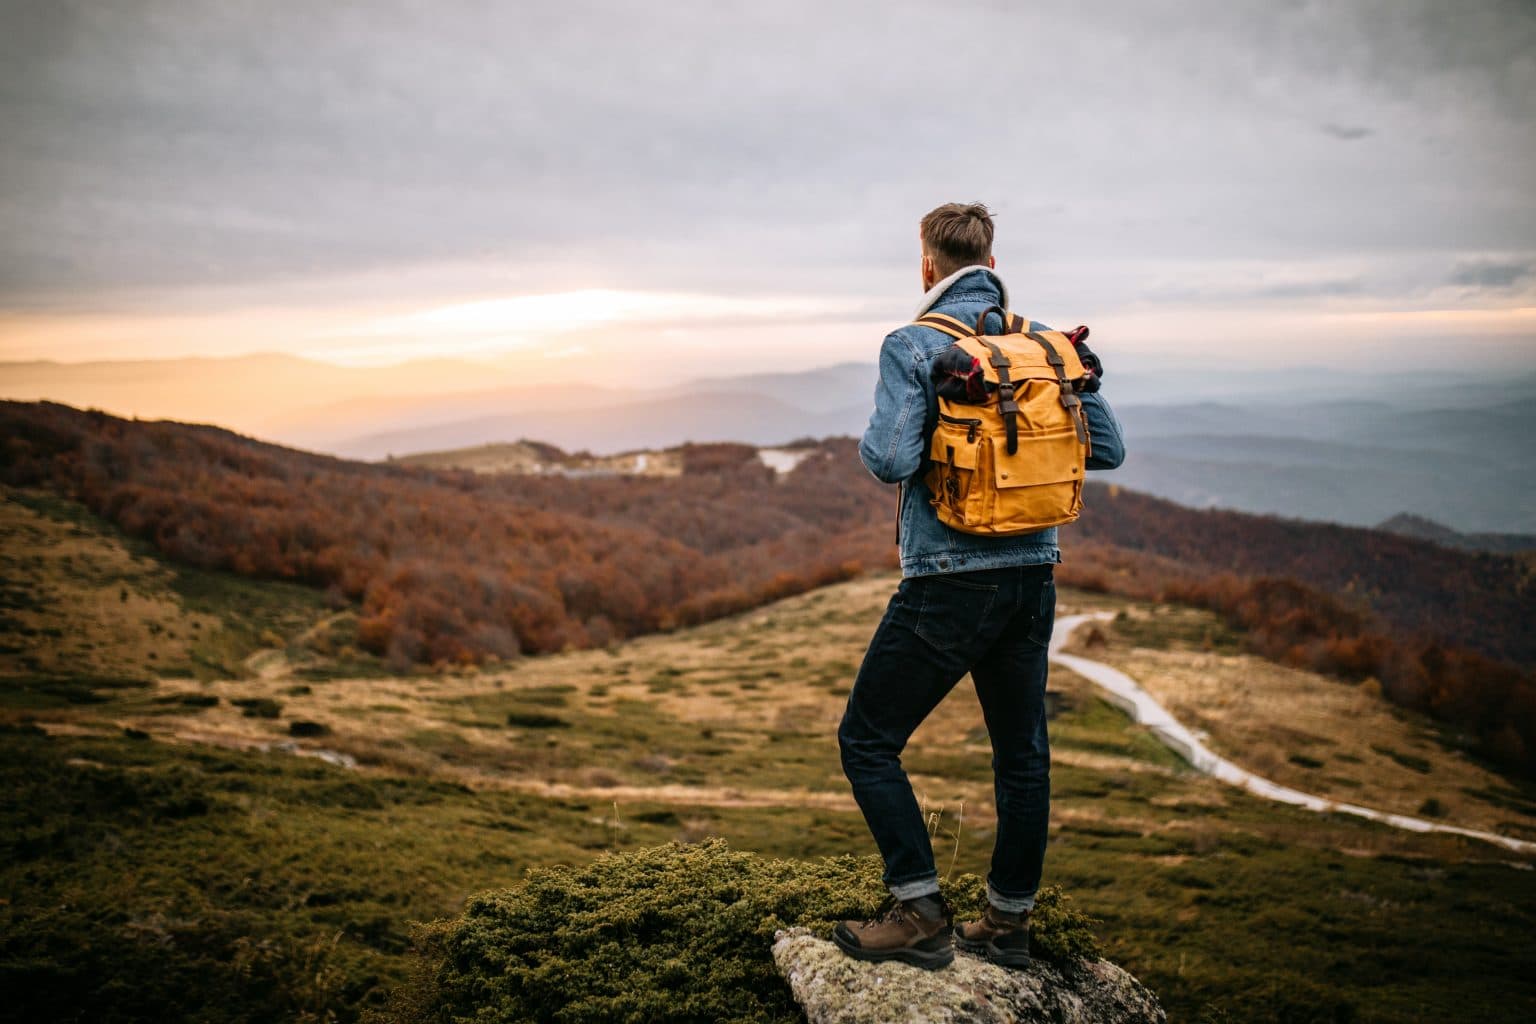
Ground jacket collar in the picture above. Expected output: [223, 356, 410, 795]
[912, 265, 1009, 319]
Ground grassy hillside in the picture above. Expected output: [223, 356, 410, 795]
[0, 487, 384, 690]
[3, 488, 1535, 1022]
[5, 398, 1532, 778]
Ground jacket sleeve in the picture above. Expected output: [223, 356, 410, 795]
[1082, 391, 1126, 470]
[858, 330, 928, 484]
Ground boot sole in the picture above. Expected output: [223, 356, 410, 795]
[832, 927, 955, 970]
[954, 933, 1032, 969]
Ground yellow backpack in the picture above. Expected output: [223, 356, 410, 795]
[914, 305, 1093, 535]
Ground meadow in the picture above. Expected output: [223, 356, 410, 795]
[3, 484, 1536, 1022]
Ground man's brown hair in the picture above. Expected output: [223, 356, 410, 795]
[920, 202, 995, 278]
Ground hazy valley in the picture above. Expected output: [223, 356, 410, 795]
[7, 354, 1534, 535]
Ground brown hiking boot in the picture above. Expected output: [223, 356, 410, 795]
[832, 894, 954, 970]
[954, 904, 1032, 968]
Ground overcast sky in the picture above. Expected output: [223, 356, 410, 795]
[1, 0, 1533, 373]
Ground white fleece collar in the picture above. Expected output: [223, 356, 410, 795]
[912, 264, 1009, 319]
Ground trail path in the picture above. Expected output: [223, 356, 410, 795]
[240, 611, 352, 680]
[1052, 613, 1536, 855]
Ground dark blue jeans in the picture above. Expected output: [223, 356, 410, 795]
[838, 563, 1055, 913]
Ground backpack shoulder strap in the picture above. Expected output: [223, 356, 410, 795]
[980, 339, 1021, 455]
[910, 312, 972, 339]
[913, 311, 1033, 338]
[1024, 330, 1090, 447]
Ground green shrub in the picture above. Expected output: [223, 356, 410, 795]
[232, 697, 282, 719]
[387, 838, 1100, 1024]
[1371, 744, 1432, 774]
[505, 711, 568, 729]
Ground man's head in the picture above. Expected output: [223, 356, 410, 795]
[919, 202, 996, 291]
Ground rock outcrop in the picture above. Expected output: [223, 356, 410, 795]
[772, 927, 1164, 1024]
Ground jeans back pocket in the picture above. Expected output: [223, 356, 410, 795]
[914, 574, 999, 652]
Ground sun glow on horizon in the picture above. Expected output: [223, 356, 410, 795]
[301, 289, 852, 366]
[1, 288, 1533, 373]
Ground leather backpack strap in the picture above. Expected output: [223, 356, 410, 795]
[912, 312, 971, 339]
[1005, 312, 1028, 333]
[1024, 331, 1089, 446]
[981, 339, 1021, 455]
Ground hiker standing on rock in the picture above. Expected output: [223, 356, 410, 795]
[834, 202, 1126, 970]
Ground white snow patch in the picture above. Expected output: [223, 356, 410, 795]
[758, 448, 813, 475]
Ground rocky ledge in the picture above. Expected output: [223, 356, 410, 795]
[773, 927, 1165, 1024]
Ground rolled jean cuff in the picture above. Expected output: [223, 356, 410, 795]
[889, 875, 941, 901]
[987, 880, 1036, 914]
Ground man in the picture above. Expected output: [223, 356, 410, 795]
[833, 202, 1126, 971]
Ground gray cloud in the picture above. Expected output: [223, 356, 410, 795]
[1449, 259, 1535, 289]
[1256, 277, 1366, 299]
[0, 0, 1532, 318]
[1320, 123, 1372, 141]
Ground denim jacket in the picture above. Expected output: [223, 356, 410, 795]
[858, 266, 1127, 577]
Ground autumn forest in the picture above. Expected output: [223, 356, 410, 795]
[3, 399, 1532, 774]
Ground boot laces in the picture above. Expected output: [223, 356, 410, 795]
[860, 896, 905, 926]
[861, 895, 951, 927]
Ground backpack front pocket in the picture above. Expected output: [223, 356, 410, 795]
[988, 426, 1085, 530]
[925, 415, 985, 528]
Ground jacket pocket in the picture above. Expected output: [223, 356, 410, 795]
[914, 574, 998, 652]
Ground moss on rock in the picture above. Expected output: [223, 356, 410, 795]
[387, 838, 1100, 1024]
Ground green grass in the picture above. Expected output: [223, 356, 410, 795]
[163, 564, 334, 681]
[4, 485, 388, 684]
[5, 493, 1535, 1023]
[0, 672, 154, 709]
[1046, 682, 1191, 771]
[0, 724, 694, 1024]
[1372, 744, 1433, 774]
[1100, 605, 1245, 655]
[7, 690, 1535, 1024]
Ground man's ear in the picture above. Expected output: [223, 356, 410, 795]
[921, 253, 935, 289]
[987, 255, 996, 269]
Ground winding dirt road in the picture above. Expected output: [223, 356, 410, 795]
[1051, 613, 1536, 855]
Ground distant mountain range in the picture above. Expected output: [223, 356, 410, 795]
[319, 368, 1536, 536]
[1376, 514, 1536, 556]
[4, 351, 1533, 534]
[1106, 396, 1535, 534]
